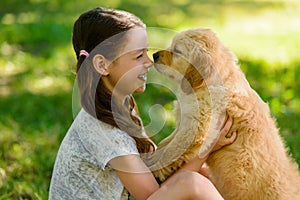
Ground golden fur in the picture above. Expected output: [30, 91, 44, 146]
[145, 28, 300, 199]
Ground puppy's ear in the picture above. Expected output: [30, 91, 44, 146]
[181, 64, 205, 94]
[187, 30, 216, 83]
[191, 46, 214, 81]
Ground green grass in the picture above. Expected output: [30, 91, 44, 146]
[0, 0, 300, 199]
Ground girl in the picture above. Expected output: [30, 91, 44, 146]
[49, 7, 236, 200]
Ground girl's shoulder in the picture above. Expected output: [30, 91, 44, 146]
[67, 108, 139, 169]
[72, 108, 132, 141]
[74, 108, 113, 131]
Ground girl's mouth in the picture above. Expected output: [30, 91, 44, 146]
[138, 74, 147, 81]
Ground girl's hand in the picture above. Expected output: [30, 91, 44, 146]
[198, 116, 237, 179]
[211, 116, 237, 153]
[180, 116, 237, 176]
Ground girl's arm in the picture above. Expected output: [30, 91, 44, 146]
[109, 155, 159, 200]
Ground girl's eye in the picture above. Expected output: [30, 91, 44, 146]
[137, 54, 143, 59]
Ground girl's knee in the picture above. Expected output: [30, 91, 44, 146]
[180, 171, 211, 189]
[176, 171, 222, 200]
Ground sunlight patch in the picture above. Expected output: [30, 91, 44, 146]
[26, 76, 71, 95]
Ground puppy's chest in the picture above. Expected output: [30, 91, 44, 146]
[175, 95, 218, 120]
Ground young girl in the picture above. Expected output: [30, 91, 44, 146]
[49, 7, 237, 200]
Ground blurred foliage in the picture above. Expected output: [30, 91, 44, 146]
[0, 0, 300, 199]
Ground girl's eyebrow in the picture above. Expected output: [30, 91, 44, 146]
[129, 48, 148, 54]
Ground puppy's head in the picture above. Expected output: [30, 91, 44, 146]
[153, 28, 236, 94]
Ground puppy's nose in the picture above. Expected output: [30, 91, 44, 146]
[153, 52, 159, 62]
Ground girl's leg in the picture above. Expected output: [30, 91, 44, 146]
[147, 171, 223, 200]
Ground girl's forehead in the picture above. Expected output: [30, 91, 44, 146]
[123, 28, 148, 53]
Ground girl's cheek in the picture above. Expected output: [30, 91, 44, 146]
[133, 62, 144, 69]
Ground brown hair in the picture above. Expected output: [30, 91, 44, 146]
[72, 7, 154, 153]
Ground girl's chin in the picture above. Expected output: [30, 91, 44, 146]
[134, 85, 146, 94]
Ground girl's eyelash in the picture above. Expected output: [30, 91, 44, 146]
[135, 49, 147, 59]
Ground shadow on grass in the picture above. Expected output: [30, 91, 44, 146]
[0, 90, 73, 199]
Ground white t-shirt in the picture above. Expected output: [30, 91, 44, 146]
[49, 108, 139, 200]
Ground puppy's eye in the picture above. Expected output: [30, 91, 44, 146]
[173, 48, 182, 54]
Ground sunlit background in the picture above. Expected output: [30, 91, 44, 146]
[1, 0, 300, 199]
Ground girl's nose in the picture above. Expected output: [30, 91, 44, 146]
[144, 55, 153, 68]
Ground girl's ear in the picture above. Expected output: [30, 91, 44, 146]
[92, 54, 109, 76]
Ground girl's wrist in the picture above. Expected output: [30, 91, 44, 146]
[197, 153, 209, 162]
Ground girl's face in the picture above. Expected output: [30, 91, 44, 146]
[102, 28, 153, 96]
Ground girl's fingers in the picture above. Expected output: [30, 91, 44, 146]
[211, 116, 237, 153]
[220, 116, 233, 135]
[225, 131, 237, 144]
[219, 116, 237, 145]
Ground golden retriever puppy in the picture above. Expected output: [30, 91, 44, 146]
[145, 28, 300, 199]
